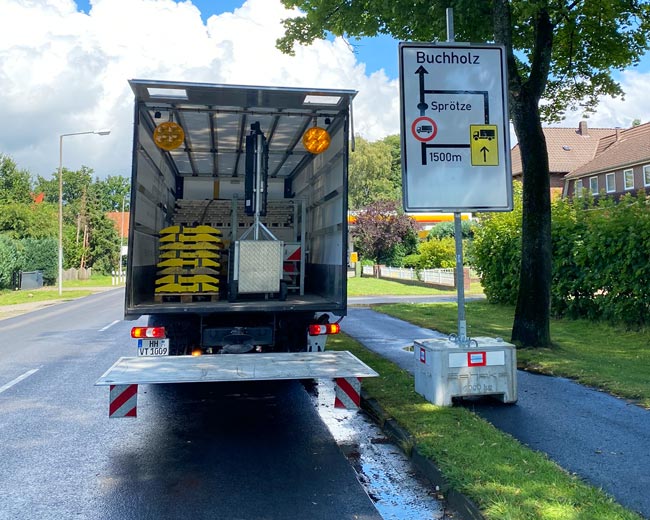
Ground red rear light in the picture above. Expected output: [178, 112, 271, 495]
[308, 323, 340, 336]
[131, 327, 166, 339]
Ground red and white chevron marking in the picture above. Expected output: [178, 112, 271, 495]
[334, 377, 361, 409]
[109, 384, 138, 418]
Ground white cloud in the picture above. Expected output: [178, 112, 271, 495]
[558, 70, 650, 129]
[2, 0, 648, 179]
[0, 0, 401, 179]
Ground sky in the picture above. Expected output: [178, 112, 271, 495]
[2, 0, 650, 180]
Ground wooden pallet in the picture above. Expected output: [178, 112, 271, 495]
[154, 292, 220, 303]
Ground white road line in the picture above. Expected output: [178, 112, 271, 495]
[99, 320, 120, 332]
[0, 368, 40, 395]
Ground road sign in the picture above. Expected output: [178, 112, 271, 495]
[399, 43, 513, 212]
[470, 125, 498, 165]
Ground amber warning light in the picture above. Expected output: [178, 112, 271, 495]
[302, 126, 331, 154]
[131, 327, 166, 339]
[308, 323, 340, 336]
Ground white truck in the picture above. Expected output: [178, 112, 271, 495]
[96, 80, 376, 416]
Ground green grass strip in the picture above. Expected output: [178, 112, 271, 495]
[373, 302, 650, 409]
[330, 334, 640, 519]
[0, 289, 93, 306]
[347, 276, 484, 297]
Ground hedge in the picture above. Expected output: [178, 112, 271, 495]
[472, 187, 650, 327]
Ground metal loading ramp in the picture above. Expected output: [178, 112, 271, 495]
[96, 351, 378, 386]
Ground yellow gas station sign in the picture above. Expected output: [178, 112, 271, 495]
[470, 125, 499, 166]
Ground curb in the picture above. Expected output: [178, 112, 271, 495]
[360, 390, 484, 520]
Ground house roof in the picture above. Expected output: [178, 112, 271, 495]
[565, 122, 650, 179]
[107, 211, 129, 238]
[511, 122, 616, 176]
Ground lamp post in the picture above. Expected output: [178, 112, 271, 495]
[58, 130, 111, 295]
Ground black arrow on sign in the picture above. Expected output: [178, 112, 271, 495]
[480, 146, 489, 162]
[415, 66, 428, 115]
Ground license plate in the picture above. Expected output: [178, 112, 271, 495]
[137, 338, 170, 356]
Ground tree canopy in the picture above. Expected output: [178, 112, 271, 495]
[278, 0, 650, 347]
[348, 135, 400, 209]
[351, 200, 420, 265]
[0, 155, 129, 280]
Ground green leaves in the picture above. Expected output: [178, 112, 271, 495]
[351, 200, 420, 265]
[474, 187, 650, 328]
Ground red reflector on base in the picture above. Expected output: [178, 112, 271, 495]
[308, 323, 340, 336]
[131, 327, 166, 339]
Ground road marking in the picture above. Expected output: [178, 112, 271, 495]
[99, 320, 120, 332]
[0, 368, 40, 395]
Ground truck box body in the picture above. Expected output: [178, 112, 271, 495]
[124, 80, 356, 354]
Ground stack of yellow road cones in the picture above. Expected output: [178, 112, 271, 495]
[155, 225, 223, 295]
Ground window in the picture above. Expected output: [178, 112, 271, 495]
[644, 164, 650, 186]
[589, 176, 598, 195]
[606, 173, 616, 193]
[574, 179, 584, 197]
[624, 169, 634, 190]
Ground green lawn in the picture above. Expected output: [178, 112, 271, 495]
[331, 334, 640, 519]
[374, 301, 650, 409]
[347, 275, 484, 296]
[0, 275, 118, 306]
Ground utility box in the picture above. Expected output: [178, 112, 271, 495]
[414, 337, 517, 406]
[20, 271, 44, 290]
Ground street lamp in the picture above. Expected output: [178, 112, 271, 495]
[58, 129, 111, 295]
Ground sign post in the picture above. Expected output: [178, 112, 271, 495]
[400, 29, 512, 345]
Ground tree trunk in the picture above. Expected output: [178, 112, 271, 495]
[494, 0, 553, 348]
[510, 94, 552, 347]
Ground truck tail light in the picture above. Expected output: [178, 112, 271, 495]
[308, 323, 340, 336]
[131, 327, 166, 339]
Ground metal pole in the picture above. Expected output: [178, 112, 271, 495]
[446, 8, 455, 42]
[58, 135, 64, 296]
[57, 130, 111, 295]
[254, 132, 263, 240]
[454, 212, 467, 343]
[446, 8, 468, 344]
[119, 196, 125, 277]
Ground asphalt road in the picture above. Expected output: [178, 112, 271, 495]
[0, 289, 381, 520]
[341, 307, 650, 519]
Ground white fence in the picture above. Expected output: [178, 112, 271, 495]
[361, 265, 458, 287]
[111, 271, 126, 285]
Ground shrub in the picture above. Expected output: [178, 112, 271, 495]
[21, 237, 58, 285]
[473, 184, 650, 327]
[471, 182, 523, 304]
[415, 237, 456, 269]
[426, 220, 475, 240]
[0, 235, 24, 289]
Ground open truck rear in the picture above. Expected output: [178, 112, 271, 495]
[96, 80, 376, 416]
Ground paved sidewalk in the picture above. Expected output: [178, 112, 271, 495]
[341, 307, 650, 519]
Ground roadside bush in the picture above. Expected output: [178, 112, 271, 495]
[0, 235, 24, 289]
[21, 237, 57, 285]
[473, 184, 650, 327]
[415, 237, 456, 269]
[558, 193, 650, 326]
[471, 182, 522, 304]
[426, 220, 475, 240]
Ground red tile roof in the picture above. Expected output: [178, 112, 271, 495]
[511, 122, 616, 175]
[565, 122, 650, 179]
[106, 212, 129, 238]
